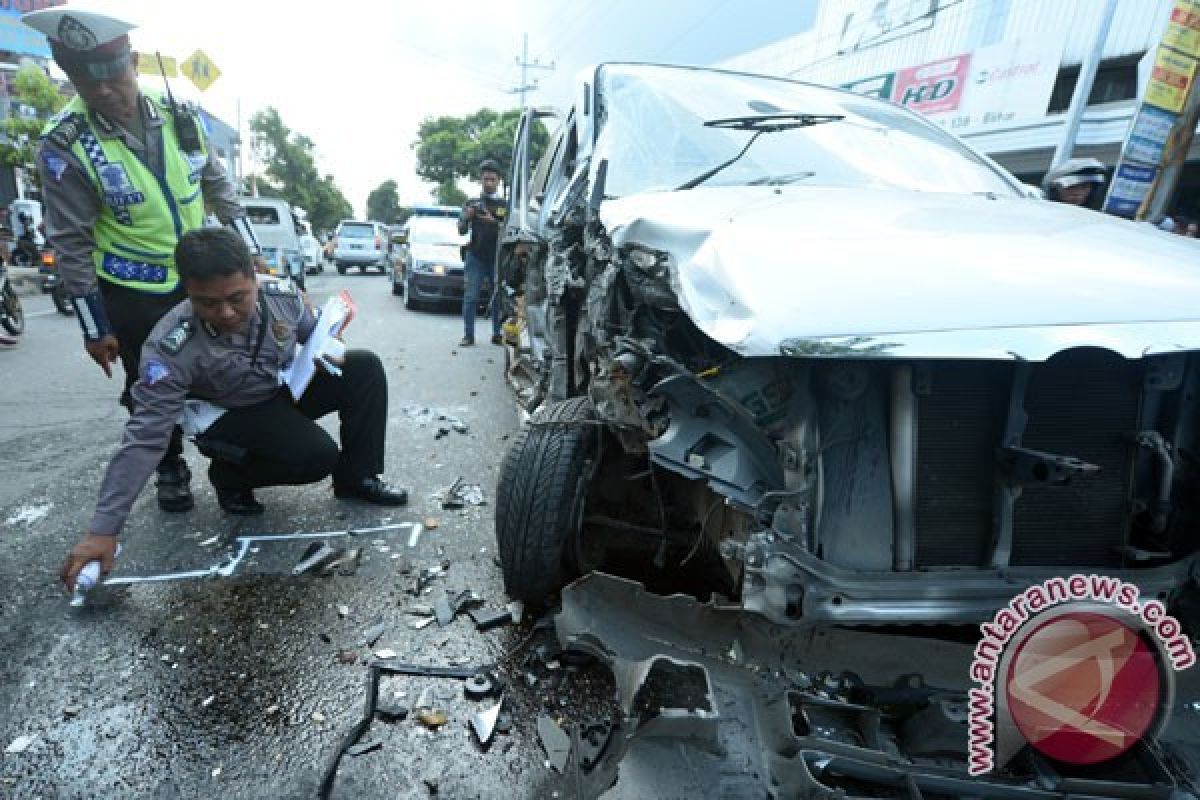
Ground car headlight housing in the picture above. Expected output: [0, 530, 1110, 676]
[412, 261, 447, 275]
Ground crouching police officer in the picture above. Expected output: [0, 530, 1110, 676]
[60, 228, 408, 591]
[24, 8, 266, 515]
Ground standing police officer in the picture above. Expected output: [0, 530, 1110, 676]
[60, 227, 408, 591]
[457, 159, 507, 347]
[24, 8, 264, 514]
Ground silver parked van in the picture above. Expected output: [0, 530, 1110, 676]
[333, 220, 389, 274]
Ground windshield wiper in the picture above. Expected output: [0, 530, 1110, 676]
[746, 171, 815, 186]
[675, 113, 843, 191]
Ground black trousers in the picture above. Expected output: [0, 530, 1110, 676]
[99, 280, 186, 467]
[200, 350, 388, 492]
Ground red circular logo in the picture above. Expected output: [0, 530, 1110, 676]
[1005, 611, 1162, 765]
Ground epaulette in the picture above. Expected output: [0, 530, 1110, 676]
[160, 320, 195, 355]
[42, 112, 86, 151]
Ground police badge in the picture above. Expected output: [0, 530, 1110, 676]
[99, 163, 135, 194]
[271, 320, 291, 348]
[57, 15, 98, 50]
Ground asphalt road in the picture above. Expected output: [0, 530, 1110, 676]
[0, 270, 590, 799]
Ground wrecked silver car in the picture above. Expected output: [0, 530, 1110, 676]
[493, 63, 1200, 627]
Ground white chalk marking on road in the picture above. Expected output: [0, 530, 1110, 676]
[102, 522, 414, 586]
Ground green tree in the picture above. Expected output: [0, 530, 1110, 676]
[366, 179, 401, 224]
[0, 64, 67, 174]
[249, 107, 352, 232]
[434, 180, 467, 206]
[414, 108, 548, 198]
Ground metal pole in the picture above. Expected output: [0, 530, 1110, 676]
[1144, 74, 1200, 220]
[1049, 0, 1118, 169]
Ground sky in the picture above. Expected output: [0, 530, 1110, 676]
[58, 0, 817, 218]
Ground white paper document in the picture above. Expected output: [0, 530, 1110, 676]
[282, 291, 356, 400]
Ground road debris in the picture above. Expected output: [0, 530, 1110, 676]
[423, 516, 439, 530]
[335, 650, 357, 665]
[537, 716, 571, 773]
[62, 704, 82, 718]
[437, 477, 487, 510]
[293, 542, 343, 576]
[463, 672, 497, 701]
[200, 695, 216, 708]
[409, 617, 435, 630]
[407, 523, 423, 548]
[347, 740, 382, 757]
[198, 535, 220, 547]
[468, 607, 513, 631]
[415, 708, 448, 730]
[5, 734, 36, 754]
[374, 648, 397, 660]
[311, 711, 326, 723]
[361, 619, 386, 648]
[337, 604, 350, 618]
[470, 700, 503, 747]
[434, 594, 454, 627]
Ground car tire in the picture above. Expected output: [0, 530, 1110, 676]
[336, 264, 347, 275]
[404, 288, 418, 310]
[495, 397, 597, 607]
[392, 280, 403, 297]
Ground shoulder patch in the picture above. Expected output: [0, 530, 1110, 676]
[160, 320, 195, 355]
[43, 112, 86, 151]
[144, 359, 171, 385]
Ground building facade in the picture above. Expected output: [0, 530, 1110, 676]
[724, 0, 1197, 214]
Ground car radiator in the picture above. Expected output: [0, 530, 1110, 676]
[914, 349, 1140, 569]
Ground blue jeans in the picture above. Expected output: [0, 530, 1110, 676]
[462, 251, 500, 340]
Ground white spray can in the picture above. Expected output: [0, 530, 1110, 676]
[70, 544, 121, 607]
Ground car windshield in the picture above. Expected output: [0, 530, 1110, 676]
[245, 206, 281, 225]
[340, 223, 375, 238]
[593, 64, 1020, 198]
[407, 217, 465, 246]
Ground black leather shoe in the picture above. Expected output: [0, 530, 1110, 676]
[334, 477, 409, 506]
[216, 487, 265, 515]
[458, 336, 474, 347]
[490, 333, 503, 345]
[156, 460, 194, 512]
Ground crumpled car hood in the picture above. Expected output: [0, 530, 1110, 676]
[599, 186, 1200, 359]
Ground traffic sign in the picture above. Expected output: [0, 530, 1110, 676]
[181, 49, 221, 92]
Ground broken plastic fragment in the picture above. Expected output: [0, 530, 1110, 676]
[470, 701, 502, 746]
[199, 535, 220, 547]
[469, 607, 513, 631]
[337, 604, 350, 618]
[312, 711, 326, 723]
[434, 595, 454, 627]
[537, 716, 571, 773]
[374, 648, 397, 660]
[362, 620, 386, 648]
[347, 740, 382, 757]
[424, 517, 439, 530]
[409, 617, 435, 630]
[293, 542, 343, 576]
[5, 734, 35, 754]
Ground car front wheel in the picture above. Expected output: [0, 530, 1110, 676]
[495, 397, 597, 607]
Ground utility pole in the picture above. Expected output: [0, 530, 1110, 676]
[1049, 0, 1118, 169]
[507, 33, 555, 109]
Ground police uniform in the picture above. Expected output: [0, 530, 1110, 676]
[90, 278, 397, 537]
[23, 8, 262, 512]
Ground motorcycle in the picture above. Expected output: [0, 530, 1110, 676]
[0, 260, 24, 337]
[39, 249, 73, 316]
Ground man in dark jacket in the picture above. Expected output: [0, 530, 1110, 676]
[457, 159, 507, 346]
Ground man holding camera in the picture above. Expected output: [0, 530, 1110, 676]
[457, 159, 507, 347]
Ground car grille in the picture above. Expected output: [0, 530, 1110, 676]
[914, 349, 1140, 568]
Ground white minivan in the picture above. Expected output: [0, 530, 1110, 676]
[332, 220, 390, 274]
[242, 197, 305, 289]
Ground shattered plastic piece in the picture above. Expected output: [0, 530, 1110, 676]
[199, 536, 220, 547]
[335, 650, 357, 665]
[266, 705, 280, 715]
[470, 701, 502, 746]
[537, 716, 571, 773]
[5, 734, 36, 754]
[459, 484, 485, 506]
[451, 589, 484, 615]
[424, 517, 439, 530]
[407, 604, 435, 616]
[416, 709, 448, 730]
[409, 617, 435, 630]
[312, 711, 326, 723]
[524, 671, 539, 689]
[495, 711, 513, 734]
[293, 542, 343, 576]
[362, 620, 386, 648]
[469, 607, 513, 631]
[337, 604, 350, 618]
[507, 601, 524, 625]
[62, 704, 82, 718]
[374, 648, 398, 660]
[200, 695, 216, 708]
[434, 594, 454, 627]
[334, 548, 361, 576]
[212, 766, 222, 778]
[348, 740, 382, 757]
[376, 705, 408, 723]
